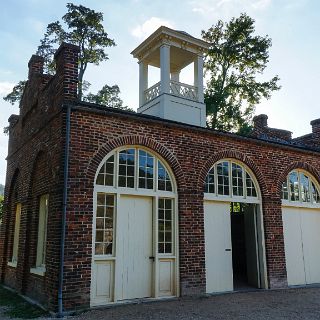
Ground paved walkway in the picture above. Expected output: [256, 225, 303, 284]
[72, 287, 320, 320]
[1, 287, 320, 319]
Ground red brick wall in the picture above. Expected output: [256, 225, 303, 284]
[0, 42, 79, 311]
[2, 39, 320, 313]
[59, 105, 320, 310]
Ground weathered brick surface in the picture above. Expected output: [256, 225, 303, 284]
[1, 41, 320, 313]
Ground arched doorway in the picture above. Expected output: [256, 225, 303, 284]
[281, 169, 320, 286]
[203, 159, 267, 293]
[91, 146, 178, 306]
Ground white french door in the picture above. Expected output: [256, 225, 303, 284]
[116, 195, 153, 300]
[204, 201, 233, 293]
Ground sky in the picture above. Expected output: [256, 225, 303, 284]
[0, 0, 319, 184]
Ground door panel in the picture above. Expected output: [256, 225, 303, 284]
[282, 207, 306, 286]
[244, 205, 260, 287]
[300, 209, 320, 284]
[117, 195, 153, 300]
[204, 201, 233, 293]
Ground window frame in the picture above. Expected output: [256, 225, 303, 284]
[282, 169, 320, 208]
[8, 203, 21, 268]
[93, 146, 177, 259]
[204, 159, 260, 203]
[95, 146, 176, 196]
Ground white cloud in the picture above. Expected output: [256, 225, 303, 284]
[26, 18, 45, 34]
[190, 0, 272, 18]
[131, 17, 175, 39]
[0, 82, 14, 96]
[251, 0, 272, 10]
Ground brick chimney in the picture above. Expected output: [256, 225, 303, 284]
[28, 55, 44, 79]
[310, 118, 320, 134]
[253, 114, 268, 130]
[54, 42, 80, 101]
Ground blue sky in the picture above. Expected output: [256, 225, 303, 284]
[0, 0, 319, 184]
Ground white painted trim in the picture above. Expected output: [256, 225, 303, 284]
[7, 261, 17, 268]
[91, 145, 179, 306]
[30, 267, 46, 277]
[282, 200, 320, 209]
[203, 158, 268, 291]
[204, 194, 260, 204]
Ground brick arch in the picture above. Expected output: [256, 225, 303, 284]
[85, 135, 186, 190]
[25, 145, 51, 198]
[275, 161, 320, 199]
[5, 168, 20, 203]
[197, 149, 267, 197]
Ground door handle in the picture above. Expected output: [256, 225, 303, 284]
[225, 249, 232, 252]
[149, 256, 155, 261]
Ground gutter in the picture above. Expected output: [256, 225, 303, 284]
[58, 104, 71, 317]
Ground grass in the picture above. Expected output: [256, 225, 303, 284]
[0, 285, 49, 319]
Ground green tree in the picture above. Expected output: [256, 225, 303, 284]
[37, 3, 116, 100]
[84, 84, 134, 111]
[3, 3, 119, 104]
[3, 81, 27, 105]
[202, 13, 280, 134]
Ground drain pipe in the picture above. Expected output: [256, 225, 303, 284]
[58, 104, 71, 318]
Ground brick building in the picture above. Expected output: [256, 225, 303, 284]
[1, 27, 320, 315]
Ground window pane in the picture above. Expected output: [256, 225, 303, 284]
[95, 156, 114, 186]
[282, 181, 289, 200]
[289, 171, 299, 201]
[311, 182, 320, 203]
[96, 206, 104, 217]
[246, 173, 257, 198]
[300, 173, 310, 202]
[158, 198, 173, 254]
[96, 218, 104, 229]
[97, 193, 105, 205]
[232, 163, 243, 196]
[95, 193, 115, 255]
[96, 174, 104, 185]
[205, 167, 215, 194]
[158, 161, 173, 191]
[36, 195, 49, 267]
[118, 149, 135, 188]
[217, 162, 229, 195]
[95, 243, 104, 255]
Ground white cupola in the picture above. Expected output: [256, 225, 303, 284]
[131, 26, 209, 127]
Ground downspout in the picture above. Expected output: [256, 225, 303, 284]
[58, 104, 71, 317]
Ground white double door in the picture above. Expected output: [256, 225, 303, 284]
[204, 202, 234, 293]
[204, 201, 260, 293]
[282, 207, 320, 286]
[116, 195, 153, 300]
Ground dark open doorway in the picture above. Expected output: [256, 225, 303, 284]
[230, 202, 260, 290]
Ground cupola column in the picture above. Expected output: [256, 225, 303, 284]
[160, 44, 170, 94]
[139, 61, 148, 107]
[171, 71, 180, 82]
[194, 54, 204, 103]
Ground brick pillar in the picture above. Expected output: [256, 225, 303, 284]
[28, 55, 44, 79]
[310, 118, 320, 134]
[178, 189, 206, 295]
[253, 114, 268, 130]
[262, 196, 288, 289]
[54, 42, 80, 102]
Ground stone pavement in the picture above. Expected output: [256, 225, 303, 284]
[72, 287, 320, 320]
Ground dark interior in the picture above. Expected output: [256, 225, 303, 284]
[230, 203, 256, 290]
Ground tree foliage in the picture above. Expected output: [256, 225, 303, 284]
[84, 85, 134, 111]
[202, 13, 280, 134]
[37, 3, 116, 100]
[3, 81, 27, 105]
[3, 3, 122, 108]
